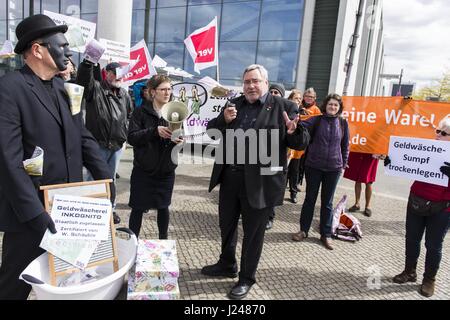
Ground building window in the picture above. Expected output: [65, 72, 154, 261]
[41, 0, 59, 13]
[259, 0, 304, 41]
[0, 20, 6, 42]
[189, 0, 221, 4]
[8, 0, 23, 19]
[131, 9, 145, 45]
[257, 40, 299, 86]
[133, 0, 146, 10]
[81, 0, 97, 13]
[221, 1, 260, 42]
[147, 8, 156, 44]
[0, 0, 6, 20]
[219, 41, 257, 84]
[157, 0, 186, 8]
[155, 6, 186, 43]
[155, 42, 184, 68]
[61, 0, 81, 17]
[186, 3, 221, 35]
[80, 13, 97, 24]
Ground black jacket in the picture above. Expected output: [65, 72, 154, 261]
[0, 65, 112, 232]
[127, 102, 178, 175]
[76, 61, 132, 151]
[207, 94, 309, 209]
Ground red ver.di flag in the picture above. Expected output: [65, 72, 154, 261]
[184, 17, 218, 74]
[121, 39, 157, 85]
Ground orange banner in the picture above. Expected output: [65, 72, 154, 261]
[342, 97, 450, 154]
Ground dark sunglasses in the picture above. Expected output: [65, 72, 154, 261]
[436, 129, 449, 137]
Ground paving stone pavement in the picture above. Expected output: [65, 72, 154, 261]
[1, 147, 449, 300]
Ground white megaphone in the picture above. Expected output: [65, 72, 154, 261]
[161, 101, 190, 132]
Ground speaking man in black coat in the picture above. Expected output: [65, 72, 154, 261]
[202, 64, 309, 299]
[0, 14, 112, 300]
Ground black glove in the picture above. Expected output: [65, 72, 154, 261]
[27, 212, 57, 234]
[109, 181, 116, 207]
[384, 156, 391, 167]
[440, 162, 450, 178]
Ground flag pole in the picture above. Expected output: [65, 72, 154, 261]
[215, 16, 220, 83]
[216, 62, 220, 83]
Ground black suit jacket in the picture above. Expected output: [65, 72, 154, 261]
[207, 94, 309, 209]
[0, 65, 111, 232]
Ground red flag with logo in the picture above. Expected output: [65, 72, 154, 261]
[184, 17, 218, 73]
[121, 40, 157, 85]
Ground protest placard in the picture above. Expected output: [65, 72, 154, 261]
[99, 38, 130, 64]
[385, 136, 450, 186]
[44, 11, 96, 53]
[48, 194, 111, 241]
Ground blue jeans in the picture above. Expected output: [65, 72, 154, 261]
[405, 202, 450, 278]
[86, 145, 123, 207]
[300, 166, 341, 237]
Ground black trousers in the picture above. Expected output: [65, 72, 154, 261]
[218, 167, 271, 285]
[288, 158, 301, 194]
[0, 229, 45, 300]
[129, 208, 170, 239]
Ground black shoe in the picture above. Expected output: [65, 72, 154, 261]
[201, 263, 238, 278]
[228, 282, 253, 300]
[290, 192, 297, 204]
[266, 220, 273, 230]
[115, 173, 120, 179]
[113, 212, 121, 224]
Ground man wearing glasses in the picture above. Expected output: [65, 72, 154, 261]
[0, 14, 111, 299]
[76, 55, 133, 225]
[203, 64, 309, 299]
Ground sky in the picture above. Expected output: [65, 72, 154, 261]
[383, 0, 450, 90]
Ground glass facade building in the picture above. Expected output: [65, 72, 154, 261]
[0, 0, 305, 88]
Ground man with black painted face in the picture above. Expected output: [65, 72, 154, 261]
[0, 14, 112, 300]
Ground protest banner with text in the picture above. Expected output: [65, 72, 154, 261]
[342, 97, 450, 154]
[384, 136, 450, 186]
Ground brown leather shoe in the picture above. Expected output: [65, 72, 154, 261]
[392, 269, 417, 284]
[419, 278, 435, 297]
[320, 236, 334, 250]
[292, 231, 307, 242]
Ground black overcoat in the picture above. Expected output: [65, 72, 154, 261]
[207, 94, 309, 210]
[0, 65, 111, 232]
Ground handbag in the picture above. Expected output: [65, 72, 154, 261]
[407, 193, 450, 216]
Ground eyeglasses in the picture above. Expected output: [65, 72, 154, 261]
[270, 90, 281, 96]
[156, 88, 172, 92]
[436, 129, 449, 137]
[243, 79, 263, 86]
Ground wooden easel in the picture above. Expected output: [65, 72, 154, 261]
[40, 179, 119, 286]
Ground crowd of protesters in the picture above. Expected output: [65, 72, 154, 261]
[0, 14, 448, 301]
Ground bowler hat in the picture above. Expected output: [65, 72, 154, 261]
[14, 14, 68, 54]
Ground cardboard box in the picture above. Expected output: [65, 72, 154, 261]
[135, 240, 179, 279]
[127, 269, 180, 300]
[127, 240, 180, 300]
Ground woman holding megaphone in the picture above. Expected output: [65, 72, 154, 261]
[127, 75, 183, 239]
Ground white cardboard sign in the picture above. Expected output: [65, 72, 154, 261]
[385, 136, 450, 186]
[49, 194, 111, 241]
[44, 11, 96, 53]
[99, 38, 130, 64]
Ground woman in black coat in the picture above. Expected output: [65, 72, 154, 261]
[127, 75, 183, 239]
